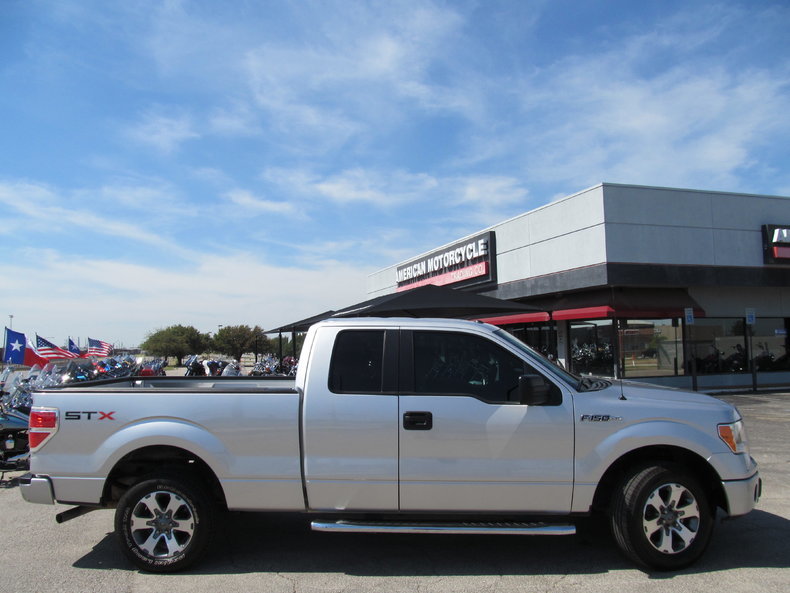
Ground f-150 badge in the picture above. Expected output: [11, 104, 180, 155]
[580, 414, 623, 422]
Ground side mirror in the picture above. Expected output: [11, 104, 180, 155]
[519, 374, 552, 405]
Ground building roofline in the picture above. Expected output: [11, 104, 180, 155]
[368, 182, 790, 279]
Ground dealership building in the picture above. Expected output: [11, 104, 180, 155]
[368, 183, 790, 391]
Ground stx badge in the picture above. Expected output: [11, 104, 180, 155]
[64, 411, 116, 420]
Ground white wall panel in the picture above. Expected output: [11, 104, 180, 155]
[711, 229, 764, 267]
[605, 222, 716, 266]
[603, 185, 713, 227]
[529, 226, 608, 278]
[527, 186, 605, 244]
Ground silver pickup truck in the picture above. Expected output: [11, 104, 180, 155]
[20, 318, 760, 572]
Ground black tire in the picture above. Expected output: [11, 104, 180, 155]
[115, 476, 215, 572]
[610, 464, 714, 571]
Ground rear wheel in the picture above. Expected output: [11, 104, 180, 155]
[115, 476, 214, 572]
[610, 464, 713, 571]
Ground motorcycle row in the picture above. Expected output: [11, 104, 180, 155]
[0, 357, 167, 473]
[183, 354, 298, 377]
[183, 355, 242, 377]
[249, 355, 298, 377]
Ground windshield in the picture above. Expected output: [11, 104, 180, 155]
[494, 329, 580, 385]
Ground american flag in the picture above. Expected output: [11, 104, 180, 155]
[88, 338, 113, 357]
[35, 335, 79, 359]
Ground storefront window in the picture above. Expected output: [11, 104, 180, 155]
[687, 318, 747, 374]
[618, 319, 684, 377]
[750, 318, 790, 371]
[569, 320, 614, 376]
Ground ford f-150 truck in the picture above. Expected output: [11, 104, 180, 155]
[19, 318, 760, 572]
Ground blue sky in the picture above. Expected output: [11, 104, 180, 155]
[1, 0, 789, 348]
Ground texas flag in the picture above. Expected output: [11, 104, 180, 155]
[25, 339, 52, 367]
[3, 328, 26, 364]
[68, 338, 82, 356]
[3, 328, 50, 367]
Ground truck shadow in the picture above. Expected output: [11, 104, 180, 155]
[73, 508, 789, 576]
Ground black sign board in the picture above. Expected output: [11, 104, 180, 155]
[396, 231, 497, 291]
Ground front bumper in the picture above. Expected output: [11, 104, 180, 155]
[18, 473, 55, 505]
[722, 466, 761, 517]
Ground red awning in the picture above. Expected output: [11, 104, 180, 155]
[476, 312, 551, 325]
[552, 306, 616, 320]
[529, 288, 705, 321]
[471, 289, 705, 324]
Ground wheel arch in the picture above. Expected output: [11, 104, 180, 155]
[591, 445, 727, 515]
[102, 444, 227, 509]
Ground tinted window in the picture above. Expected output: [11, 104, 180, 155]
[329, 330, 385, 393]
[413, 331, 530, 403]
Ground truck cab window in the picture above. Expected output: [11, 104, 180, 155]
[413, 331, 550, 403]
[329, 330, 385, 393]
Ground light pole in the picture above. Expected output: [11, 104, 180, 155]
[8, 315, 13, 330]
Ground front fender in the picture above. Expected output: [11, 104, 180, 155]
[572, 419, 726, 512]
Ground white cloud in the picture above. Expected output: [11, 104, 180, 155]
[190, 167, 233, 186]
[208, 102, 263, 137]
[0, 180, 196, 258]
[125, 109, 199, 153]
[84, 182, 186, 215]
[259, 166, 530, 230]
[313, 169, 438, 206]
[238, 2, 472, 150]
[2, 248, 372, 346]
[223, 189, 302, 218]
[455, 5, 790, 194]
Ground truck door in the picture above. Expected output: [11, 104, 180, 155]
[302, 327, 400, 511]
[398, 330, 575, 513]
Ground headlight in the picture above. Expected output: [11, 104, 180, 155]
[718, 418, 749, 455]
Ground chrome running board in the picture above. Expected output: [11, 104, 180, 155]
[311, 520, 576, 536]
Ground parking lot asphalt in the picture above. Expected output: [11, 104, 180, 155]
[1, 390, 788, 593]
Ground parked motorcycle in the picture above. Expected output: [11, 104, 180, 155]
[139, 359, 167, 376]
[184, 355, 207, 376]
[205, 360, 228, 376]
[754, 342, 776, 372]
[0, 403, 28, 472]
[0, 369, 37, 472]
[221, 360, 241, 376]
[282, 356, 298, 377]
[249, 355, 279, 376]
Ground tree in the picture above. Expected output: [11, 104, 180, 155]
[140, 325, 211, 366]
[213, 325, 272, 362]
[250, 325, 274, 361]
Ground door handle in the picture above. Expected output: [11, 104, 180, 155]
[403, 411, 433, 430]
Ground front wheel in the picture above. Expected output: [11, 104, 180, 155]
[115, 476, 215, 572]
[610, 464, 714, 571]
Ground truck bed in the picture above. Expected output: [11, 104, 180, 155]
[30, 374, 304, 510]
